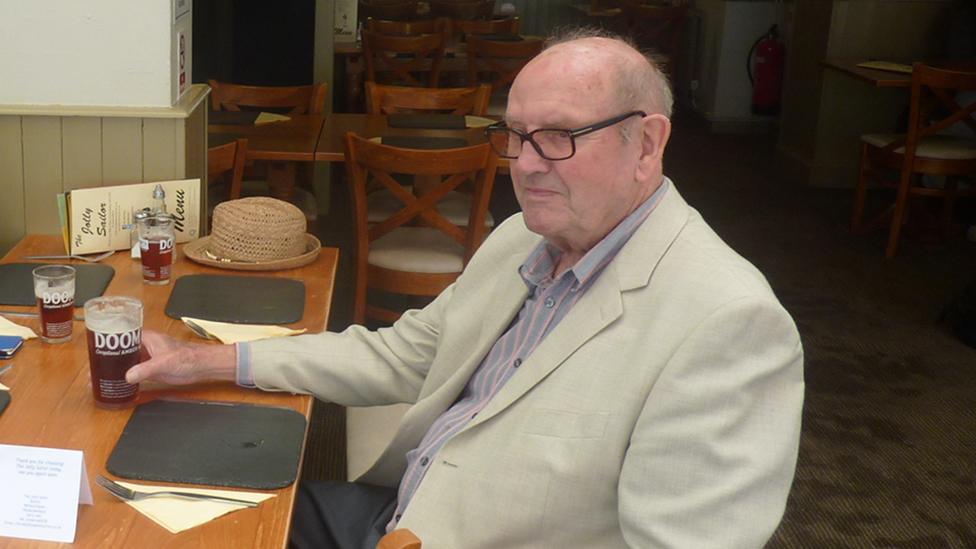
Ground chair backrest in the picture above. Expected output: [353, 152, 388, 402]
[894, 63, 976, 171]
[465, 35, 545, 95]
[451, 16, 519, 39]
[367, 16, 448, 36]
[360, 0, 420, 21]
[620, 4, 687, 82]
[365, 82, 491, 115]
[362, 30, 447, 87]
[207, 81, 328, 115]
[429, 0, 495, 20]
[344, 132, 498, 323]
[207, 138, 248, 202]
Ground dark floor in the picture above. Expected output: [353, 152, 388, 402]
[302, 113, 976, 546]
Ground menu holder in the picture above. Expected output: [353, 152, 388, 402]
[106, 400, 306, 489]
[0, 263, 114, 307]
[380, 136, 469, 150]
[387, 114, 467, 129]
[164, 274, 305, 325]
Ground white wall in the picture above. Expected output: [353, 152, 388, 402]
[0, 0, 191, 107]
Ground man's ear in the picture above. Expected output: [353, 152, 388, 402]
[635, 114, 671, 182]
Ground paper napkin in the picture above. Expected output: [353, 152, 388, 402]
[181, 317, 306, 344]
[115, 481, 273, 534]
[255, 112, 290, 125]
[0, 315, 37, 340]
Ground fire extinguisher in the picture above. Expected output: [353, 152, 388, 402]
[747, 25, 785, 116]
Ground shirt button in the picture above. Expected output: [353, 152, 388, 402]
[420, 456, 429, 466]
[395, 513, 402, 521]
[544, 297, 555, 308]
[513, 358, 522, 368]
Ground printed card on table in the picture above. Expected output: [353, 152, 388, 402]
[0, 444, 93, 543]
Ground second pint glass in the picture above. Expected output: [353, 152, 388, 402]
[84, 296, 143, 408]
[32, 265, 76, 344]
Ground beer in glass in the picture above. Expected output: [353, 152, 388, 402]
[138, 213, 175, 285]
[84, 296, 143, 408]
[32, 265, 76, 343]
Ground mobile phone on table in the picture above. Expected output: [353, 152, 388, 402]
[0, 336, 24, 359]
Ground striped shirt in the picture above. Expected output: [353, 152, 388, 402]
[388, 179, 669, 529]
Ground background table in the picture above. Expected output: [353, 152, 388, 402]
[0, 235, 338, 549]
[209, 113, 327, 200]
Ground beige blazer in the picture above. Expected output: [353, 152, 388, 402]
[251, 183, 804, 548]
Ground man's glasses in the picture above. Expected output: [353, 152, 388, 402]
[485, 111, 646, 161]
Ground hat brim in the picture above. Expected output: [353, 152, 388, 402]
[182, 233, 322, 271]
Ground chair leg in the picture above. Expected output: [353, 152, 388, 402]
[885, 168, 915, 259]
[851, 143, 871, 233]
[941, 180, 958, 239]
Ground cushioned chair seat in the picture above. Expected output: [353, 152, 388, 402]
[369, 227, 464, 273]
[367, 189, 495, 227]
[861, 133, 976, 160]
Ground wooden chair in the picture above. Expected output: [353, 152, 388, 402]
[360, 0, 420, 21]
[465, 35, 544, 113]
[376, 528, 422, 549]
[365, 82, 491, 115]
[344, 132, 498, 324]
[451, 16, 519, 39]
[619, 4, 687, 84]
[851, 63, 976, 258]
[367, 16, 448, 36]
[206, 138, 248, 228]
[362, 30, 447, 87]
[207, 80, 327, 114]
[429, 0, 495, 20]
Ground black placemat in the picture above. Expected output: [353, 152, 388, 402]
[387, 114, 467, 129]
[0, 391, 9, 417]
[107, 400, 306, 489]
[164, 274, 305, 324]
[208, 111, 259, 125]
[381, 136, 468, 149]
[0, 263, 114, 307]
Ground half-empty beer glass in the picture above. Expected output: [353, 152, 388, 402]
[84, 296, 143, 408]
[32, 265, 76, 343]
[138, 213, 175, 285]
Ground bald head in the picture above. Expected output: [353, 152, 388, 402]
[516, 33, 673, 119]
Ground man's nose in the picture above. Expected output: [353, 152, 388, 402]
[514, 139, 550, 174]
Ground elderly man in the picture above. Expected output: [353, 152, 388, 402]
[129, 31, 803, 548]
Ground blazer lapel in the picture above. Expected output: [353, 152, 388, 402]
[463, 181, 692, 427]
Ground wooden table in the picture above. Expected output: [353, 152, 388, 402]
[0, 235, 338, 549]
[315, 113, 495, 163]
[208, 114, 327, 200]
[821, 59, 914, 88]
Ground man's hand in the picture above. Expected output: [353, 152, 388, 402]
[126, 330, 237, 385]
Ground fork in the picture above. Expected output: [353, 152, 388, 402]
[96, 475, 259, 507]
[24, 250, 115, 263]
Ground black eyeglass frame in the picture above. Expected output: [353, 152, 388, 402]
[484, 110, 647, 161]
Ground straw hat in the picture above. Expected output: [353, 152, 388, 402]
[183, 197, 321, 271]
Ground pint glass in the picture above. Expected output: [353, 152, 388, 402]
[138, 214, 175, 285]
[32, 265, 76, 343]
[84, 296, 143, 408]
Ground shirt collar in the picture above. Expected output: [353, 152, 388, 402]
[519, 178, 670, 290]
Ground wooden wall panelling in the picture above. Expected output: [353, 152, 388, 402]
[21, 116, 63, 234]
[62, 117, 103, 191]
[0, 116, 26, 254]
[102, 118, 143, 185]
[142, 117, 179, 182]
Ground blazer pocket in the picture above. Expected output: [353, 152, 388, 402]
[522, 408, 610, 439]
